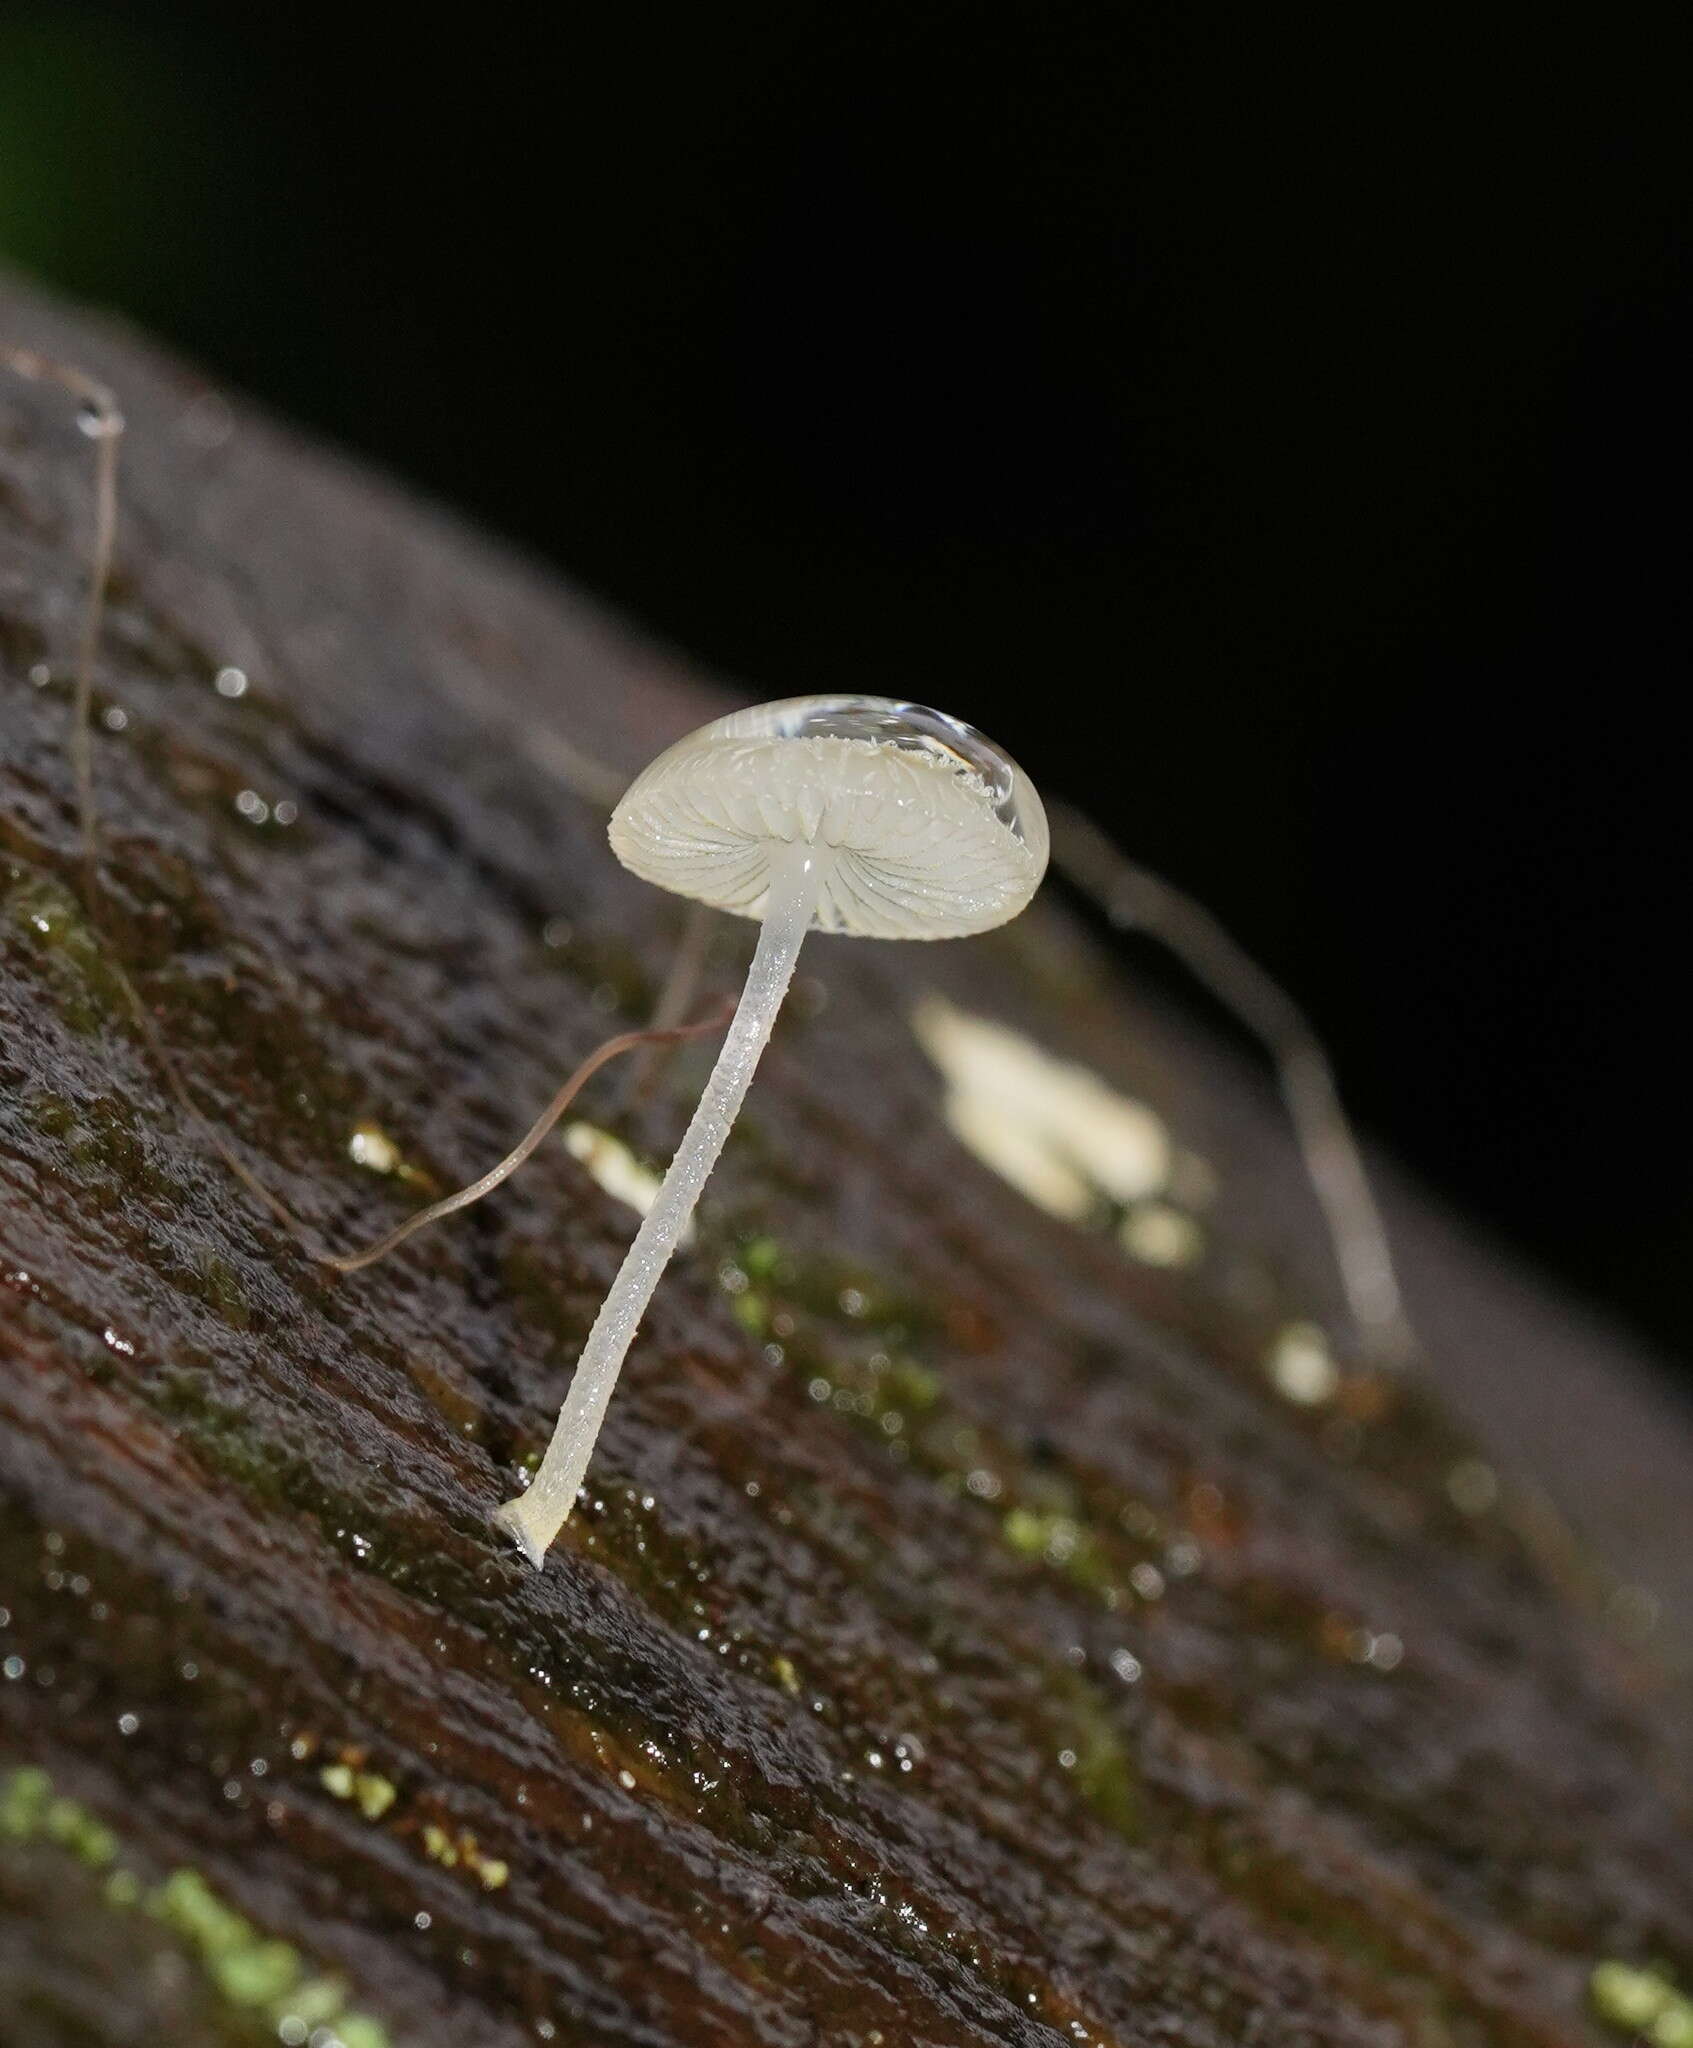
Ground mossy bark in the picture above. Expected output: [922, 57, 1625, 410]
[3, 268, 1691, 2048]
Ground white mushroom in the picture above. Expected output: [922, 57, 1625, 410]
[494, 695, 1048, 1566]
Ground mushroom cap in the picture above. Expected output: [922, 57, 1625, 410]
[610, 695, 1049, 939]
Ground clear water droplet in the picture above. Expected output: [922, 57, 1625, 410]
[724, 693, 1041, 851]
[75, 401, 119, 440]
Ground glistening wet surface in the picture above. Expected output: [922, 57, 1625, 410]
[3, 273, 1691, 2048]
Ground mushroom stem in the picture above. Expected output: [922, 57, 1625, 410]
[495, 843, 824, 1564]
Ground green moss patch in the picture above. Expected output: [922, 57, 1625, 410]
[2, 1766, 391, 2047]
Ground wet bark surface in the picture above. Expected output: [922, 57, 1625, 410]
[3, 269, 1691, 2048]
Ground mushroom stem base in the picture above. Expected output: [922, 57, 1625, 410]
[496, 844, 823, 1563]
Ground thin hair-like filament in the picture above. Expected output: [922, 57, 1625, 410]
[4, 348, 123, 870]
[1049, 800, 1414, 1368]
[323, 1002, 734, 1273]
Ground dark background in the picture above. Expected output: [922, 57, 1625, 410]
[3, 8, 1689, 1365]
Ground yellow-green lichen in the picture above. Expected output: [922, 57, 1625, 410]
[355, 1773, 397, 1822]
[2, 1769, 118, 1866]
[346, 1119, 434, 1194]
[5, 868, 131, 1035]
[713, 1237, 1181, 1619]
[1049, 1671, 1140, 1838]
[319, 1762, 398, 1822]
[1000, 1506, 1120, 1601]
[1, 1768, 391, 2047]
[730, 1289, 767, 1335]
[420, 1819, 506, 1888]
[421, 1822, 459, 1869]
[1591, 1961, 1693, 2047]
[347, 1121, 402, 1174]
[740, 1235, 781, 1280]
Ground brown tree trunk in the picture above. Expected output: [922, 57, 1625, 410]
[3, 268, 1690, 2048]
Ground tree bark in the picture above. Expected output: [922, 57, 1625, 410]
[3, 267, 1690, 2048]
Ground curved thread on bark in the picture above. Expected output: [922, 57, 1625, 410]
[3, 348, 302, 1231]
[1048, 799, 1413, 1367]
[495, 694, 1050, 1567]
[320, 1001, 735, 1273]
[0, 353, 278, 1229]
[4, 346, 122, 873]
